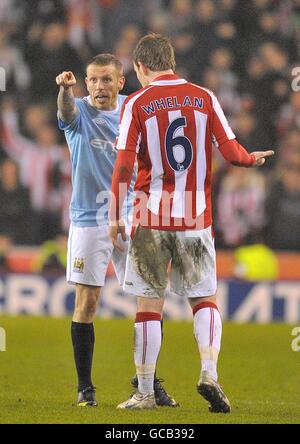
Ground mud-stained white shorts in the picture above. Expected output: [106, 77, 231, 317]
[123, 225, 217, 298]
[67, 224, 129, 287]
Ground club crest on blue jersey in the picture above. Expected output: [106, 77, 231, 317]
[73, 257, 84, 273]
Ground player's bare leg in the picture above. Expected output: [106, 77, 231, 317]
[73, 284, 100, 323]
[189, 296, 231, 413]
[72, 284, 100, 406]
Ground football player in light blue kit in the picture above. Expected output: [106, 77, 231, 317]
[56, 54, 177, 407]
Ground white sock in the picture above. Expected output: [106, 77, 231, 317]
[134, 312, 162, 395]
[193, 302, 222, 382]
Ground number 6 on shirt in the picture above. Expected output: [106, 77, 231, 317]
[165, 116, 193, 172]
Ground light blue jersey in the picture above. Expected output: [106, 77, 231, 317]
[58, 95, 134, 227]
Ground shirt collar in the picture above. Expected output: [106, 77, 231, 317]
[151, 73, 181, 83]
[87, 95, 119, 114]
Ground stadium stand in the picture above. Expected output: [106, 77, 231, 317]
[0, 0, 300, 257]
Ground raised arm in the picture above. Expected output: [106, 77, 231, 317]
[56, 71, 78, 123]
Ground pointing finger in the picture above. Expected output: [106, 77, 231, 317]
[263, 150, 274, 157]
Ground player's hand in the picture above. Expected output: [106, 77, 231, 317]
[56, 71, 76, 89]
[251, 150, 274, 166]
[109, 220, 127, 252]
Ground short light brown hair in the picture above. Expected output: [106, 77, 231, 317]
[133, 34, 176, 72]
[86, 53, 123, 75]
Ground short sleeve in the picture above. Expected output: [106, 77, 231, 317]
[209, 91, 236, 147]
[116, 99, 141, 153]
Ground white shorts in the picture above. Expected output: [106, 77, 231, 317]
[123, 225, 217, 298]
[67, 224, 129, 287]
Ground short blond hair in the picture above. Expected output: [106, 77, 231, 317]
[86, 53, 123, 75]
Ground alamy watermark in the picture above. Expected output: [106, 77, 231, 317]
[0, 327, 6, 351]
[291, 326, 300, 352]
[0, 67, 6, 92]
[291, 67, 300, 92]
[97, 187, 206, 233]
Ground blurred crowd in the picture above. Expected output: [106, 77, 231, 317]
[0, 0, 300, 253]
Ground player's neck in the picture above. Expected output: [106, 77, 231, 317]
[147, 69, 174, 84]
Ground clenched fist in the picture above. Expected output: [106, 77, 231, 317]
[56, 71, 76, 89]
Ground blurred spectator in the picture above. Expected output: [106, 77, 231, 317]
[243, 44, 291, 143]
[166, 0, 194, 36]
[1, 101, 62, 212]
[0, 158, 35, 244]
[66, 0, 103, 57]
[21, 103, 51, 138]
[231, 113, 273, 154]
[228, 0, 258, 40]
[171, 30, 197, 81]
[0, 25, 30, 92]
[214, 19, 239, 53]
[0, 0, 20, 25]
[99, 0, 160, 50]
[278, 0, 300, 54]
[276, 92, 300, 138]
[113, 25, 142, 94]
[265, 164, 300, 250]
[192, 0, 218, 79]
[276, 128, 300, 168]
[114, 24, 142, 75]
[1, 100, 64, 242]
[20, 0, 66, 27]
[259, 42, 289, 75]
[216, 167, 266, 248]
[201, 66, 240, 114]
[119, 24, 142, 48]
[251, 10, 297, 59]
[24, 21, 83, 100]
[210, 46, 235, 78]
[146, 10, 168, 35]
[218, 0, 237, 18]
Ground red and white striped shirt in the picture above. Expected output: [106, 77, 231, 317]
[115, 74, 255, 230]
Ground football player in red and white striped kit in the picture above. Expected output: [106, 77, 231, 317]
[109, 34, 274, 412]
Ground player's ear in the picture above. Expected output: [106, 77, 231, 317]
[134, 62, 144, 76]
[139, 63, 149, 76]
[118, 75, 125, 92]
[85, 77, 88, 87]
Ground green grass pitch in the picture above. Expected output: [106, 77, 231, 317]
[0, 316, 299, 424]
